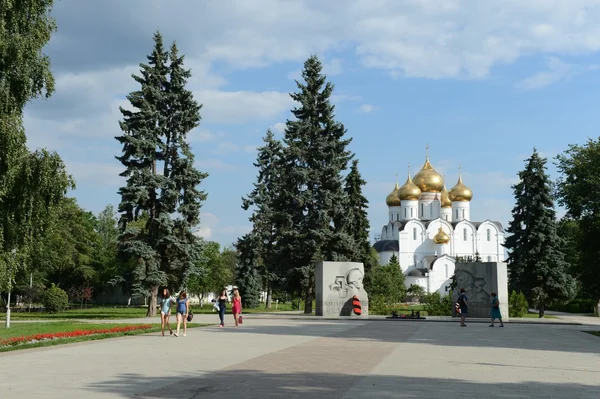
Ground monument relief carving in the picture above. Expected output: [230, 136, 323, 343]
[316, 261, 369, 318]
[452, 262, 508, 319]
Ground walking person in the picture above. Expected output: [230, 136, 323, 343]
[231, 288, 242, 328]
[458, 288, 469, 327]
[159, 288, 174, 336]
[174, 291, 189, 337]
[489, 292, 504, 327]
[217, 289, 228, 328]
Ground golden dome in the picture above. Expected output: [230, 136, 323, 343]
[397, 174, 421, 201]
[440, 185, 452, 208]
[448, 175, 473, 202]
[413, 158, 444, 193]
[385, 182, 402, 207]
[433, 226, 450, 244]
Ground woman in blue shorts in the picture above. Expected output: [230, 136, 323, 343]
[159, 288, 173, 336]
[175, 291, 189, 337]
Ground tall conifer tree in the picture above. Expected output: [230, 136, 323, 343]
[241, 130, 284, 308]
[505, 149, 575, 317]
[343, 160, 374, 267]
[278, 55, 354, 313]
[235, 233, 262, 308]
[115, 32, 207, 316]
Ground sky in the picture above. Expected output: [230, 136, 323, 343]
[23, 0, 600, 248]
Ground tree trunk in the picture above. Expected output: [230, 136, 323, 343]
[146, 286, 159, 317]
[303, 284, 313, 314]
[265, 285, 272, 309]
[596, 299, 600, 317]
[538, 302, 545, 318]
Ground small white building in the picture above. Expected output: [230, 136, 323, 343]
[373, 156, 506, 296]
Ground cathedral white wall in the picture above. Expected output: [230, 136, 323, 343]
[400, 200, 418, 221]
[378, 251, 395, 266]
[453, 222, 476, 257]
[429, 258, 455, 295]
[388, 206, 401, 223]
[451, 201, 470, 221]
[476, 223, 504, 262]
[418, 193, 440, 221]
[399, 221, 425, 270]
[440, 207, 452, 222]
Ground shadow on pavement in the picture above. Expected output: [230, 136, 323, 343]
[202, 319, 600, 354]
[86, 370, 600, 399]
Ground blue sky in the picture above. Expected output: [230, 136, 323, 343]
[22, 0, 600, 247]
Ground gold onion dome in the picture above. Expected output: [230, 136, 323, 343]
[398, 174, 421, 201]
[433, 226, 450, 244]
[440, 185, 452, 208]
[385, 182, 402, 207]
[449, 175, 473, 202]
[413, 158, 444, 193]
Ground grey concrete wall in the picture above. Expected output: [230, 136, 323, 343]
[453, 262, 509, 320]
[315, 261, 369, 318]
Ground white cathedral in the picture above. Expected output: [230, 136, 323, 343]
[372, 156, 506, 297]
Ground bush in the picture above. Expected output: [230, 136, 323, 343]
[549, 299, 597, 314]
[421, 292, 452, 316]
[508, 290, 528, 317]
[43, 284, 69, 313]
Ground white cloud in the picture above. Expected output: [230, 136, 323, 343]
[212, 141, 241, 155]
[193, 212, 220, 239]
[270, 122, 286, 134]
[189, 130, 223, 143]
[516, 57, 571, 90]
[47, 1, 600, 82]
[195, 159, 236, 171]
[359, 104, 374, 113]
[193, 212, 251, 243]
[323, 58, 343, 76]
[65, 161, 124, 187]
[196, 90, 293, 125]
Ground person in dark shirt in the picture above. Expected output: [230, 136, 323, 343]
[458, 288, 468, 327]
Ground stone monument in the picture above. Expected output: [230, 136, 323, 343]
[315, 261, 369, 318]
[452, 261, 509, 320]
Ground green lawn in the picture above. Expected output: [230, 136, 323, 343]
[0, 321, 207, 352]
[0, 302, 299, 320]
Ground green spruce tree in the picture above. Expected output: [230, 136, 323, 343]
[241, 130, 284, 308]
[505, 149, 575, 317]
[278, 55, 354, 313]
[115, 32, 207, 316]
[235, 233, 262, 308]
[343, 159, 375, 269]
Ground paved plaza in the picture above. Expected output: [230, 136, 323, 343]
[1, 316, 599, 398]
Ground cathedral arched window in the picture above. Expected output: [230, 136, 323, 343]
[413, 227, 417, 240]
[404, 208, 407, 218]
[463, 229, 467, 241]
[486, 229, 491, 241]
[420, 203, 424, 217]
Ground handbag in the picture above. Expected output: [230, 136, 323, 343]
[187, 310, 194, 322]
[238, 313, 243, 324]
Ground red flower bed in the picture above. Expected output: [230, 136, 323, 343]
[0, 325, 152, 347]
